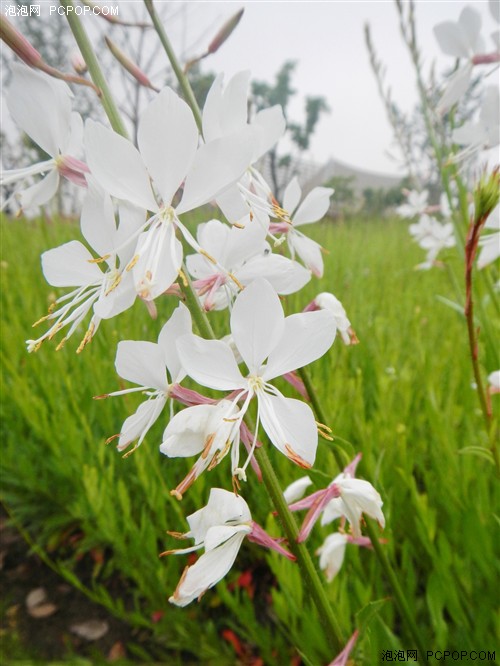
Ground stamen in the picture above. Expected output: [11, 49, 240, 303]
[55, 337, 67, 351]
[285, 444, 312, 469]
[88, 254, 111, 264]
[178, 269, 188, 287]
[105, 433, 121, 445]
[125, 254, 140, 271]
[201, 433, 215, 459]
[170, 489, 183, 501]
[76, 322, 95, 354]
[199, 249, 217, 264]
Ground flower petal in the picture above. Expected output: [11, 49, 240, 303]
[169, 532, 246, 607]
[19, 169, 59, 209]
[176, 334, 245, 391]
[289, 231, 324, 277]
[157, 302, 192, 382]
[293, 187, 333, 226]
[160, 404, 216, 457]
[230, 278, 285, 372]
[177, 128, 253, 214]
[252, 106, 286, 162]
[85, 119, 158, 212]
[282, 176, 302, 216]
[93, 273, 136, 320]
[117, 396, 166, 451]
[236, 254, 310, 295]
[80, 178, 117, 258]
[41, 240, 102, 287]
[138, 87, 198, 204]
[115, 340, 167, 390]
[259, 391, 318, 467]
[7, 63, 72, 157]
[264, 310, 335, 381]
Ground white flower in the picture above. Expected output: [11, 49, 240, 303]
[26, 181, 143, 352]
[166, 488, 252, 607]
[85, 86, 253, 300]
[270, 176, 333, 277]
[307, 292, 354, 345]
[452, 86, 500, 154]
[396, 190, 429, 219]
[283, 476, 313, 504]
[321, 475, 385, 538]
[317, 533, 348, 582]
[175, 278, 336, 477]
[1, 64, 87, 210]
[186, 217, 310, 310]
[98, 303, 192, 452]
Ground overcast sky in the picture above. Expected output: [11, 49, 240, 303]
[2, 1, 497, 177]
[166, 0, 496, 175]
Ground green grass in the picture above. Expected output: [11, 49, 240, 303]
[1, 215, 498, 665]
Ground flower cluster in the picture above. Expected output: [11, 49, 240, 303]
[2, 59, 385, 610]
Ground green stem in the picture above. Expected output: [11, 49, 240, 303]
[59, 0, 129, 138]
[143, 0, 203, 134]
[255, 445, 345, 652]
[365, 520, 429, 664]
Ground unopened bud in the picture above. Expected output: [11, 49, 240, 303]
[105, 37, 158, 91]
[474, 168, 500, 223]
[71, 51, 87, 75]
[207, 8, 244, 55]
[0, 16, 41, 67]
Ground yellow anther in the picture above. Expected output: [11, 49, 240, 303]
[32, 314, 51, 327]
[88, 253, 111, 264]
[47, 323, 63, 340]
[122, 445, 139, 459]
[228, 273, 244, 290]
[105, 433, 120, 445]
[233, 221, 245, 229]
[170, 489, 183, 501]
[125, 254, 140, 271]
[104, 273, 122, 296]
[177, 269, 188, 287]
[199, 249, 217, 264]
[55, 337, 67, 351]
[76, 322, 95, 354]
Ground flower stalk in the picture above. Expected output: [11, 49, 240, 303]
[59, 0, 129, 138]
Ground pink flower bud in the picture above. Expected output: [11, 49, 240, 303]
[0, 16, 41, 67]
[105, 36, 158, 91]
[207, 8, 244, 55]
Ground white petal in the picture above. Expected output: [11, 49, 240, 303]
[41, 240, 102, 287]
[115, 202, 147, 265]
[138, 88, 198, 204]
[115, 340, 167, 390]
[204, 524, 251, 552]
[289, 231, 324, 277]
[230, 278, 285, 372]
[259, 391, 318, 467]
[490, 0, 500, 23]
[317, 533, 348, 582]
[85, 119, 158, 212]
[251, 106, 286, 162]
[169, 532, 246, 607]
[459, 7, 482, 53]
[224, 215, 268, 267]
[216, 184, 250, 224]
[80, 179, 117, 258]
[282, 177, 302, 216]
[437, 63, 472, 113]
[219, 71, 251, 137]
[283, 476, 313, 504]
[236, 254, 310, 295]
[434, 21, 470, 58]
[187, 488, 251, 543]
[264, 309, 335, 381]
[117, 397, 166, 451]
[133, 223, 183, 301]
[293, 187, 333, 226]
[196, 219, 231, 262]
[176, 334, 245, 391]
[93, 273, 136, 319]
[186, 253, 213, 279]
[177, 128, 253, 214]
[157, 302, 192, 382]
[8, 63, 72, 157]
[478, 233, 500, 268]
[202, 73, 224, 142]
[160, 404, 216, 457]
[19, 169, 59, 209]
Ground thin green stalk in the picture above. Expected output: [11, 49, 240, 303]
[255, 445, 345, 651]
[143, 0, 203, 134]
[59, 0, 129, 138]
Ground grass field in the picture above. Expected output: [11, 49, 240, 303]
[1, 214, 498, 665]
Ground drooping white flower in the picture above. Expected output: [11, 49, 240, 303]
[186, 217, 310, 310]
[269, 176, 333, 277]
[289, 454, 385, 540]
[488, 370, 500, 393]
[317, 533, 348, 582]
[174, 278, 336, 478]
[26, 181, 144, 352]
[478, 204, 500, 269]
[97, 302, 192, 453]
[304, 292, 356, 345]
[166, 488, 252, 607]
[85, 86, 253, 301]
[164, 488, 294, 606]
[283, 475, 313, 504]
[1, 64, 88, 210]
